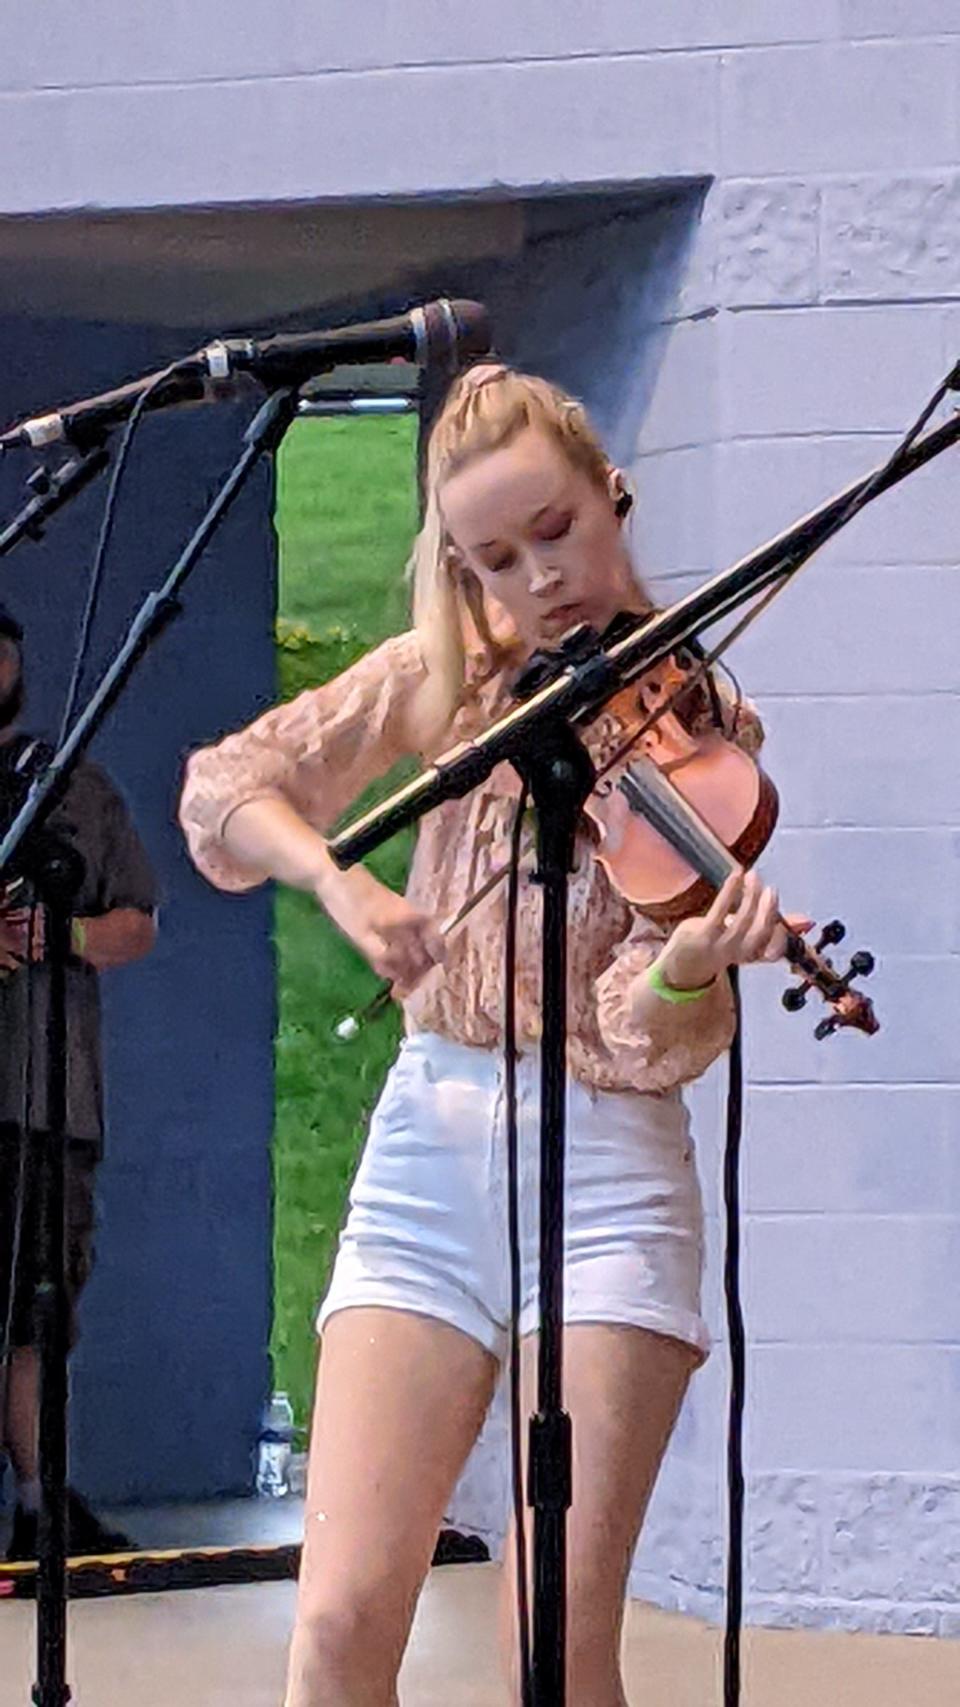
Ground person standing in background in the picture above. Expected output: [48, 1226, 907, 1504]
[0, 602, 158, 1560]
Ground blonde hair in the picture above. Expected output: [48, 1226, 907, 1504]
[408, 365, 624, 747]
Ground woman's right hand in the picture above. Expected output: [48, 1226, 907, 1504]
[316, 863, 444, 997]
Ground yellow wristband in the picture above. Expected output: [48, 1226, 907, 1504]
[70, 918, 87, 960]
[647, 960, 715, 1005]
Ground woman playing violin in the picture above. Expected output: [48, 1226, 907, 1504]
[179, 365, 802, 1707]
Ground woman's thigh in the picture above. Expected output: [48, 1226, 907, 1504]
[297, 1305, 499, 1628]
[499, 1324, 698, 1663]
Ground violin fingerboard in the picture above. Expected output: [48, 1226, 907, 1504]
[618, 758, 736, 892]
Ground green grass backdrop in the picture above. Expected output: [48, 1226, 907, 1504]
[272, 413, 419, 1432]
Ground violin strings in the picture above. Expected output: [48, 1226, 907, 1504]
[618, 759, 736, 891]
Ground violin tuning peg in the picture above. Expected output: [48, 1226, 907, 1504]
[782, 985, 808, 1012]
[815, 919, 846, 952]
[814, 1015, 840, 1041]
[849, 950, 875, 977]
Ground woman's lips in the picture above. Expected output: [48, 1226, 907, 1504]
[543, 602, 582, 626]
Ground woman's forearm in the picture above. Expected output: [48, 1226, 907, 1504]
[222, 795, 348, 902]
[626, 951, 721, 1034]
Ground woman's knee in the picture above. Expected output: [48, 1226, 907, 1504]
[293, 1584, 411, 1680]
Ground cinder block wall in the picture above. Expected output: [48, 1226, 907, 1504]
[4, 2, 958, 1631]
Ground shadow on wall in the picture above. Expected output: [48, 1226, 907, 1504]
[403, 181, 712, 465]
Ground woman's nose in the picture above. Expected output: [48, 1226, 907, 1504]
[528, 555, 563, 595]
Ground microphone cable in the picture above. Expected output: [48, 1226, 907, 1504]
[503, 782, 534, 1707]
[722, 967, 746, 1707]
[57, 361, 183, 745]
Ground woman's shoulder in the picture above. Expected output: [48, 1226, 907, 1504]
[350, 627, 426, 686]
[296, 628, 426, 714]
[309, 628, 428, 761]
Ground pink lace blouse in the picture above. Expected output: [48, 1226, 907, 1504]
[179, 631, 765, 1096]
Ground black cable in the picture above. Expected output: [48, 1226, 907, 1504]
[57, 361, 185, 745]
[503, 783, 533, 1707]
[723, 966, 745, 1707]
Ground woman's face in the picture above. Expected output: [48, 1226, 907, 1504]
[438, 427, 639, 652]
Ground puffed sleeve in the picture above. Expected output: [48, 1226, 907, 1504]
[179, 630, 425, 893]
[594, 912, 737, 1091]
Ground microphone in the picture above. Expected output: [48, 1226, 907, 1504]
[203, 297, 490, 385]
[0, 298, 491, 453]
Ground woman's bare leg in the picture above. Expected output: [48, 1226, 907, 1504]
[285, 1306, 499, 1707]
[498, 1324, 698, 1706]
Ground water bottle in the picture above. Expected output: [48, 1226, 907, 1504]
[255, 1391, 295, 1497]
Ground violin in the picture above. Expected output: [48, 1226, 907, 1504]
[335, 651, 879, 1043]
[580, 654, 877, 1038]
[583, 657, 779, 924]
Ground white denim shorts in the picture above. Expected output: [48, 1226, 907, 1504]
[317, 1032, 709, 1363]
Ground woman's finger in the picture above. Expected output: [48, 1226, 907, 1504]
[704, 870, 744, 934]
[378, 935, 437, 984]
[718, 869, 763, 949]
[758, 922, 794, 962]
[739, 885, 781, 961]
[725, 888, 772, 961]
[423, 927, 447, 966]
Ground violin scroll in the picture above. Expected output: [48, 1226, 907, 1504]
[781, 919, 879, 1039]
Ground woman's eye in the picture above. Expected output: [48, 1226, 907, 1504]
[484, 515, 571, 570]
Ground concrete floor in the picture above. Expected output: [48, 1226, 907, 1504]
[2, 1563, 958, 1707]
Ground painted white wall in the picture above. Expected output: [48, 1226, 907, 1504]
[5, 1, 958, 1636]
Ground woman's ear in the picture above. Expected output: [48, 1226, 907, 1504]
[608, 466, 634, 521]
[442, 533, 468, 578]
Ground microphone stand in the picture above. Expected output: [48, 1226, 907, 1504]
[327, 402, 960, 1706]
[0, 384, 301, 1707]
[508, 718, 594, 1702]
[0, 832, 84, 1707]
[0, 446, 111, 559]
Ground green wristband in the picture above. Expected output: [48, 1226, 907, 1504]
[70, 918, 87, 960]
[647, 960, 716, 1005]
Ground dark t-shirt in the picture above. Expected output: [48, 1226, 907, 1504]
[0, 740, 157, 1153]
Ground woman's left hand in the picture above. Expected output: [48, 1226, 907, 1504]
[654, 870, 813, 992]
